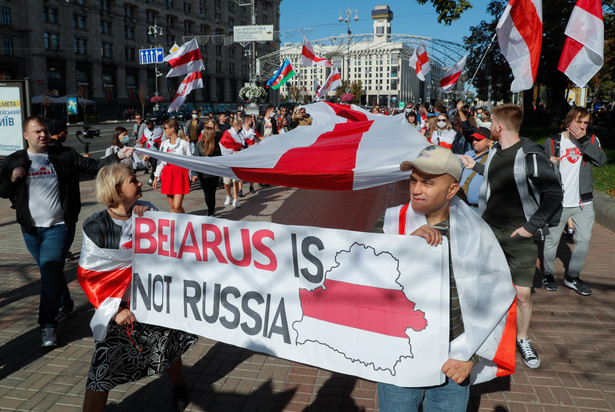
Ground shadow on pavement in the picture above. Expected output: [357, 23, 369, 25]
[106, 342, 296, 411]
[303, 373, 366, 412]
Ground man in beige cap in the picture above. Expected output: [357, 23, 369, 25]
[378, 145, 516, 412]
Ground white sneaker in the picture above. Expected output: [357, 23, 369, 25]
[224, 196, 232, 205]
[41, 326, 57, 347]
[233, 199, 241, 208]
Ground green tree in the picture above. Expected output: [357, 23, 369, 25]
[416, 0, 473, 25]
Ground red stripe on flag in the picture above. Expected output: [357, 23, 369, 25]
[576, 0, 603, 19]
[326, 102, 369, 122]
[441, 71, 462, 88]
[168, 48, 202, 68]
[298, 279, 428, 338]
[558, 37, 584, 72]
[77, 266, 132, 308]
[494, 299, 517, 377]
[233, 121, 372, 190]
[510, 0, 543, 81]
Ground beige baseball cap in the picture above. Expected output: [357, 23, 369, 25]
[400, 145, 463, 182]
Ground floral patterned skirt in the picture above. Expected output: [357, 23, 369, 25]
[86, 320, 198, 392]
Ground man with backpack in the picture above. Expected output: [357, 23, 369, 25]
[461, 104, 563, 369]
[542, 107, 606, 296]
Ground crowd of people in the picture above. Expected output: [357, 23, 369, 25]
[0, 99, 606, 411]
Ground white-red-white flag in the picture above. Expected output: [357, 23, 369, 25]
[558, 0, 604, 87]
[440, 54, 468, 92]
[164, 37, 205, 78]
[408, 42, 431, 81]
[497, 0, 543, 92]
[301, 36, 333, 67]
[138, 102, 428, 191]
[316, 68, 342, 99]
[168, 72, 203, 113]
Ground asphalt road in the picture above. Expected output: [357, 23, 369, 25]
[65, 122, 135, 159]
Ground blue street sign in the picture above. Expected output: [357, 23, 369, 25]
[139, 48, 164, 65]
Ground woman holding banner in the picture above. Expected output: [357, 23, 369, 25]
[78, 163, 197, 412]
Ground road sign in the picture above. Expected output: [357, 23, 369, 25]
[139, 48, 165, 65]
[233, 25, 274, 42]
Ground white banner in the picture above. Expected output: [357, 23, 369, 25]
[0, 85, 24, 156]
[132, 212, 450, 387]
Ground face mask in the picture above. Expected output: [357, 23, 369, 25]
[121, 136, 130, 144]
[437, 120, 447, 128]
[192, 114, 198, 119]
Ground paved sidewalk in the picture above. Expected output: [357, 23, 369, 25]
[0, 173, 614, 411]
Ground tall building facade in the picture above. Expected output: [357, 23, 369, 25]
[278, 5, 445, 107]
[0, 0, 280, 117]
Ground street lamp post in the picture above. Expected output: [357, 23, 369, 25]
[148, 21, 163, 111]
[339, 5, 358, 93]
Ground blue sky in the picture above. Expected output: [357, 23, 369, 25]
[279, 0, 494, 46]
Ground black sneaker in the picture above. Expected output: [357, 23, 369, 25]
[563, 277, 592, 296]
[41, 325, 57, 348]
[516, 338, 540, 368]
[55, 303, 74, 323]
[542, 275, 558, 291]
[172, 384, 190, 412]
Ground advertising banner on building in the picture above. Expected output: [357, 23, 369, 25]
[0, 82, 27, 157]
[132, 212, 450, 387]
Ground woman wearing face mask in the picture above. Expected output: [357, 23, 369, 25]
[105, 127, 145, 173]
[430, 113, 457, 150]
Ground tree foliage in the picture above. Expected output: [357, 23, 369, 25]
[416, 0, 473, 25]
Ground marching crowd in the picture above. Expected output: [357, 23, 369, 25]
[0, 100, 606, 411]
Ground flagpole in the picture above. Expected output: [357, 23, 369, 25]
[464, 32, 498, 98]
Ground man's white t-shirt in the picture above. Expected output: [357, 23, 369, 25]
[27, 152, 64, 227]
[558, 134, 584, 207]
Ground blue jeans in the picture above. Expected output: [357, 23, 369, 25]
[378, 378, 470, 412]
[22, 224, 70, 327]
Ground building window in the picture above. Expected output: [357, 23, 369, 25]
[200, 8, 208, 18]
[124, 4, 135, 18]
[124, 26, 135, 39]
[74, 38, 87, 54]
[146, 11, 157, 24]
[125, 47, 136, 61]
[215, 61, 222, 73]
[166, 0, 175, 9]
[229, 63, 235, 73]
[100, 20, 112, 35]
[0, 6, 11, 25]
[183, 2, 192, 13]
[215, 45, 221, 56]
[3, 37, 13, 56]
[73, 15, 87, 30]
[184, 21, 193, 35]
[43, 7, 59, 24]
[44, 33, 60, 49]
[99, 0, 110, 13]
[101, 42, 112, 57]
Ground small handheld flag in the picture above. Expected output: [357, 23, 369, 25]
[267, 59, 297, 90]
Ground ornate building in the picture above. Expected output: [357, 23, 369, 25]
[0, 0, 280, 117]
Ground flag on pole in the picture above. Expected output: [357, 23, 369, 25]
[408, 42, 430, 81]
[316, 68, 342, 99]
[301, 36, 333, 67]
[496, 0, 543, 92]
[440, 54, 468, 92]
[558, 0, 604, 87]
[164, 37, 205, 78]
[168, 72, 203, 113]
[267, 59, 297, 90]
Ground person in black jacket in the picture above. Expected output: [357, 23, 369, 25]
[0, 116, 134, 347]
[460, 104, 562, 370]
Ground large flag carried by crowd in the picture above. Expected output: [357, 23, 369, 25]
[138, 102, 427, 191]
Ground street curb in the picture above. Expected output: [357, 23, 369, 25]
[594, 190, 615, 232]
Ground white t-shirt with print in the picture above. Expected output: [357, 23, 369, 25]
[558, 134, 585, 207]
[27, 152, 64, 227]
